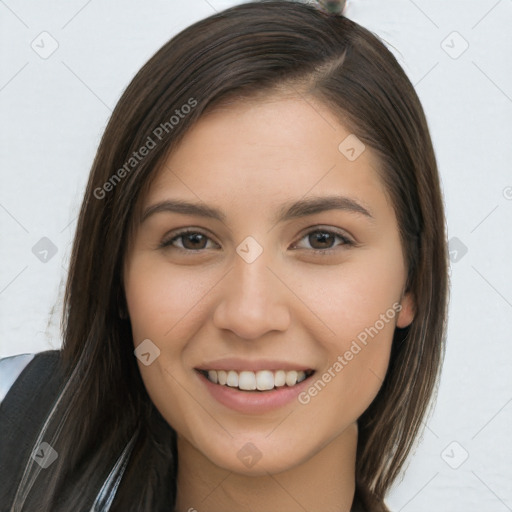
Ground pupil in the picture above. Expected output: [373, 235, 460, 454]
[312, 232, 332, 249]
[185, 233, 205, 249]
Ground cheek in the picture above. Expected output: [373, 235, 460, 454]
[124, 256, 214, 438]
[124, 256, 212, 344]
[297, 288, 397, 429]
[291, 251, 403, 416]
[294, 249, 404, 344]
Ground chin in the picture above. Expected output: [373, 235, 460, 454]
[194, 432, 318, 477]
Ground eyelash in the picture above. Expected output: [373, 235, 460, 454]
[158, 227, 355, 255]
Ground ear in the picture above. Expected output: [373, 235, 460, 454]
[396, 291, 415, 328]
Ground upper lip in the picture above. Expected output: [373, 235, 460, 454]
[195, 358, 314, 373]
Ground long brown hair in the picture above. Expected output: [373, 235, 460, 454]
[11, 2, 448, 510]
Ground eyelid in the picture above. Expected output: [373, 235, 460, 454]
[293, 225, 355, 245]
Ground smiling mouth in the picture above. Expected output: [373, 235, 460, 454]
[196, 369, 315, 392]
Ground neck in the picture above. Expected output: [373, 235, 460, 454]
[174, 422, 358, 512]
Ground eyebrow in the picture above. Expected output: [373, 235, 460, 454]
[140, 195, 374, 225]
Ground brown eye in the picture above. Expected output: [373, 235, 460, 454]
[293, 228, 354, 254]
[180, 232, 208, 250]
[160, 230, 217, 251]
[308, 231, 337, 250]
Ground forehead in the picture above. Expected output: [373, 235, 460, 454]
[142, 94, 391, 220]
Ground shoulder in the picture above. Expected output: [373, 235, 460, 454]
[0, 349, 64, 426]
[0, 349, 64, 507]
[0, 349, 62, 407]
[0, 352, 35, 405]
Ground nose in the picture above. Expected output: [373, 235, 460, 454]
[212, 248, 291, 340]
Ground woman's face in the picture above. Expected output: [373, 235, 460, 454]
[123, 93, 414, 475]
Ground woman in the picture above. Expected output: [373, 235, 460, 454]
[0, 1, 448, 510]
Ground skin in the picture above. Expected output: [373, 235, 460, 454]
[123, 91, 415, 512]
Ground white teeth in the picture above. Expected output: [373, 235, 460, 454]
[203, 369, 311, 390]
[256, 370, 274, 391]
[238, 371, 256, 390]
[274, 370, 286, 387]
[285, 370, 298, 386]
[227, 370, 238, 387]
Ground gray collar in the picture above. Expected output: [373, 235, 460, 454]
[89, 430, 139, 512]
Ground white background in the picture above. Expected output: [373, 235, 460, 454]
[1, 1, 511, 510]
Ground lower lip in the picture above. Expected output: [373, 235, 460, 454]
[196, 371, 314, 414]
